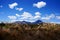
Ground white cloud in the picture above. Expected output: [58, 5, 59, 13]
[56, 16, 60, 19]
[49, 14, 55, 18]
[8, 12, 41, 22]
[41, 14, 55, 20]
[16, 14, 20, 17]
[41, 17, 50, 20]
[34, 12, 41, 19]
[35, 12, 41, 16]
[9, 20, 19, 22]
[8, 12, 60, 23]
[9, 2, 18, 9]
[33, 1, 46, 8]
[20, 12, 41, 22]
[8, 12, 56, 22]
[8, 16, 17, 19]
[21, 12, 33, 19]
[8, 12, 33, 22]
[34, 16, 40, 20]
[16, 8, 23, 11]
[50, 22, 60, 24]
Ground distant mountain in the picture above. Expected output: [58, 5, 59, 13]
[32, 20, 43, 24]
[14, 20, 43, 24]
[14, 21, 25, 24]
[14, 21, 31, 24]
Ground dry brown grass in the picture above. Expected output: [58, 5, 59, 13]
[0, 23, 60, 40]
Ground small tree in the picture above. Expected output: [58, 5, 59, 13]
[0, 22, 5, 29]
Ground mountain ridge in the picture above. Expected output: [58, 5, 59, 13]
[14, 20, 43, 24]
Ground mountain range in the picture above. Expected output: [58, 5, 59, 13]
[14, 20, 43, 24]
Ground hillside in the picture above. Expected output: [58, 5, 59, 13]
[0, 21, 60, 40]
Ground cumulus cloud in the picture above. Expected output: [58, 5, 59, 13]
[33, 1, 46, 8]
[21, 12, 33, 19]
[8, 16, 17, 19]
[9, 2, 18, 9]
[41, 14, 55, 20]
[16, 14, 20, 17]
[8, 12, 56, 22]
[16, 8, 23, 11]
[41, 17, 50, 20]
[8, 12, 33, 22]
[56, 16, 60, 19]
[8, 12, 41, 22]
[35, 12, 41, 16]
[34, 12, 41, 19]
[49, 14, 55, 18]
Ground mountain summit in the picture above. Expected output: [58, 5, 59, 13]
[14, 20, 43, 24]
[32, 20, 43, 24]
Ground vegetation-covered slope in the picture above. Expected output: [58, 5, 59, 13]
[0, 22, 60, 40]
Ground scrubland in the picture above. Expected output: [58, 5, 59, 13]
[0, 22, 60, 40]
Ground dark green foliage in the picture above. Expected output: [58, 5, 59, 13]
[0, 22, 5, 29]
[0, 22, 5, 27]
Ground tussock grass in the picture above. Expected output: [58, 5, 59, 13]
[0, 23, 60, 40]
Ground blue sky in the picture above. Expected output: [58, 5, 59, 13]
[0, 0, 60, 23]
